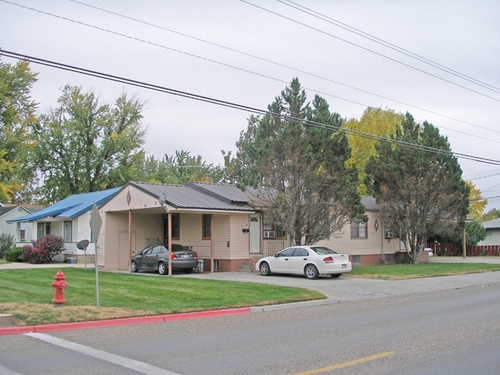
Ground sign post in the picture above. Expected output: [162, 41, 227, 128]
[90, 203, 102, 308]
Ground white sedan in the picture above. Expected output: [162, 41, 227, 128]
[256, 246, 352, 279]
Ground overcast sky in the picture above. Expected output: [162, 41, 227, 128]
[1, 0, 499, 210]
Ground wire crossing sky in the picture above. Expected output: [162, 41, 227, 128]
[1, 0, 499, 206]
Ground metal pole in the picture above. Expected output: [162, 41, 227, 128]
[94, 208, 100, 308]
[463, 226, 466, 259]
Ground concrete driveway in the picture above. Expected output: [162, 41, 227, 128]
[178, 257, 500, 303]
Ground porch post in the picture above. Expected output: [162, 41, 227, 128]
[168, 211, 172, 276]
[210, 214, 214, 273]
[128, 209, 132, 271]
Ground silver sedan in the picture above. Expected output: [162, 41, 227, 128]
[131, 244, 199, 275]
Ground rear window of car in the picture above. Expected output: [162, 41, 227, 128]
[311, 247, 337, 255]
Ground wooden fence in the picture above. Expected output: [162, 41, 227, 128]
[426, 242, 500, 257]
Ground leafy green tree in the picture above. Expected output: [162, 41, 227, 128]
[0, 59, 38, 202]
[224, 78, 365, 245]
[138, 150, 224, 184]
[344, 107, 403, 195]
[461, 219, 486, 249]
[365, 112, 469, 263]
[31, 85, 146, 203]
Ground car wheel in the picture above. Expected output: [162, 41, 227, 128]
[305, 264, 319, 279]
[130, 261, 138, 273]
[331, 273, 342, 278]
[259, 262, 272, 276]
[183, 268, 193, 274]
[158, 262, 168, 275]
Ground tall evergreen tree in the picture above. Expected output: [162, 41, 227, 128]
[224, 78, 364, 245]
[365, 112, 469, 263]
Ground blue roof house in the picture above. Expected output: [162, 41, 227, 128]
[7, 188, 120, 262]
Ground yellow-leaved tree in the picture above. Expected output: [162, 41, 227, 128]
[465, 181, 487, 220]
[344, 107, 403, 195]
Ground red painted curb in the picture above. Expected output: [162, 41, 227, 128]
[0, 307, 252, 336]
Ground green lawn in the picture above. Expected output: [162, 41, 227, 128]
[0, 268, 324, 325]
[1, 262, 500, 326]
[347, 262, 500, 280]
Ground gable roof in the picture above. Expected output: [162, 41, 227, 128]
[0, 204, 46, 219]
[483, 218, 500, 229]
[127, 181, 255, 212]
[7, 188, 121, 223]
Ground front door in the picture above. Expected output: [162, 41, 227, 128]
[249, 214, 261, 254]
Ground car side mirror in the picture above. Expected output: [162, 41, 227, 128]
[274, 254, 279, 258]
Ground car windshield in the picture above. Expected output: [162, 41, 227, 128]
[311, 246, 337, 255]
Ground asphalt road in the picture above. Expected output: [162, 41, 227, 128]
[1, 279, 499, 375]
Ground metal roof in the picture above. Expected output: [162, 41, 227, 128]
[483, 218, 500, 229]
[361, 196, 379, 211]
[7, 188, 121, 223]
[129, 181, 255, 211]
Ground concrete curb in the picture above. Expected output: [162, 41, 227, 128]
[0, 307, 251, 337]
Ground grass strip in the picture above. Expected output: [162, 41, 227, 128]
[347, 262, 500, 280]
[0, 268, 324, 325]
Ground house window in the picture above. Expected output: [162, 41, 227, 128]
[163, 214, 180, 243]
[263, 215, 285, 239]
[45, 223, 51, 235]
[202, 214, 212, 240]
[351, 255, 360, 264]
[64, 221, 72, 242]
[20, 229, 26, 241]
[351, 221, 367, 239]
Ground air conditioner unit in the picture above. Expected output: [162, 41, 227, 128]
[385, 231, 394, 239]
[264, 231, 276, 239]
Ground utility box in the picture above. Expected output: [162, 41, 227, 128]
[197, 259, 204, 272]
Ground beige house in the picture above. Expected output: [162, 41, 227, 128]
[97, 182, 404, 272]
[99, 181, 258, 272]
[314, 196, 401, 265]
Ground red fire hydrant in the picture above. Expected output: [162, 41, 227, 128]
[51, 270, 68, 305]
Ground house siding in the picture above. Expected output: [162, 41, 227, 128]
[296, 212, 401, 265]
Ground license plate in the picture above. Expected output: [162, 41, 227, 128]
[182, 254, 190, 258]
[342, 264, 347, 269]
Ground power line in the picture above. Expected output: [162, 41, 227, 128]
[2, 49, 500, 167]
[68, 0, 500, 137]
[241, 0, 500, 103]
[3, 0, 500, 141]
[280, 0, 500, 95]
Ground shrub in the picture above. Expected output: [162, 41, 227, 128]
[0, 233, 15, 258]
[22, 235, 65, 264]
[3, 247, 23, 262]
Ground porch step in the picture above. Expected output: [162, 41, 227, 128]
[237, 260, 252, 273]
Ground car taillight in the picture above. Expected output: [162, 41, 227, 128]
[323, 256, 334, 263]
[171, 254, 177, 260]
[194, 253, 198, 259]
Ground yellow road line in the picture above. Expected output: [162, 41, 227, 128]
[290, 351, 396, 375]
